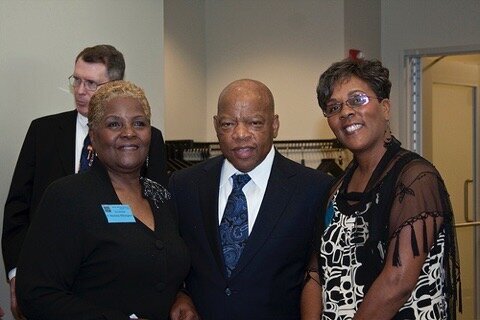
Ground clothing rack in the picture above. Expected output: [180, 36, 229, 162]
[274, 140, 347, 170]
[165, 139, 351, 177]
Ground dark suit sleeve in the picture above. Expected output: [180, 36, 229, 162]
[145, 126, 168, 186]
[16, 182, 129, 320]
[2, 121, 37, 277]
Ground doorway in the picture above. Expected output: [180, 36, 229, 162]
[406, 51, 480, 319]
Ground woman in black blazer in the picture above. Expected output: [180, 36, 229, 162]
[16, 81, 190, 320]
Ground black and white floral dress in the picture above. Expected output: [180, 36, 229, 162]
[318, 139, 460, 319]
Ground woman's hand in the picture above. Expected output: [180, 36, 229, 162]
[301, 272, 323, 319]
[170, 291, 200, 320]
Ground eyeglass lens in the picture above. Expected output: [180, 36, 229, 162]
[324, 94, 372, 117]
[68, 76, 99, 91]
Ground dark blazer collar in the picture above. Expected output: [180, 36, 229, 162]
[88, 158, 113, 183]
[85, 158, 119, 201]
[197, 156, 225, 274]
[57, 110, 78, 174]
[87, 158, 143, 194]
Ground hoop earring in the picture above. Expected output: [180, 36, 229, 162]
[384, 120, 392, 147]
[145, 155, 149, 168]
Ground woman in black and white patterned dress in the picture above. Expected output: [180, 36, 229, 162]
[301, 58, 460, 319]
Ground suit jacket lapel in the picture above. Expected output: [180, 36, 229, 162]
[89, 159, 122, 202]
[232, 152, 297, 278]
[56, 110, 77, 174]
[197, 156, 226, 274]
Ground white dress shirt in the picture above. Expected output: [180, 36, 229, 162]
[75, 113, 89, 173]
[218, 146, 275, 234]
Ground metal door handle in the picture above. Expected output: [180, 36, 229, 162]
[455, 221, 480, 228]
[464, 179, 474, 222]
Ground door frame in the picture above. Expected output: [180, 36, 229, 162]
[403, 44, 480, 318]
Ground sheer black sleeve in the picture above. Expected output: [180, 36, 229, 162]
[387, 158, 461, 315]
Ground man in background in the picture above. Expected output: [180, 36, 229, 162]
[2, 44, 167, 319]
[169, 79, 332, 319]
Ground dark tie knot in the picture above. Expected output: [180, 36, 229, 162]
[83, 134, 91, 147]
[232, 174, 251, 191]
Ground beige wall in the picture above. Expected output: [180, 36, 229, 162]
[164, 0, 348, 142]
[203, 0, 344, 141]
[344, 0, 380, 60]
[164, 0, 207, 140]
[164, 0, 383, 142]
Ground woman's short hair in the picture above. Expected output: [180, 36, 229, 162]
[316, 58, 391, 111]
[88, 80, 151, 128]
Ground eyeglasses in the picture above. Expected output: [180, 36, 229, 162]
[323, 93, 383, 118]
[68, 75, 109, 92]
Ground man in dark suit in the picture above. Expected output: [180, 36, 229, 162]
[169, 79, 332, 320]
[2, 44, 167, 319]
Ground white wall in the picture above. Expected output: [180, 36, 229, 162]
[0, 1, 164, 318]
[164, 0, 207, 140]
[204, 0, 344, 141]
[381, 0, 480, 143]
[344, 0, 380, 60]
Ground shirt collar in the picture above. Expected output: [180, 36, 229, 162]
[220, 145, 275, 190]
[77, 112, 89, 129]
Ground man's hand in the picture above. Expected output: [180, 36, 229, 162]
[170, 291, 200, 320]
[10, 277, 26, 320]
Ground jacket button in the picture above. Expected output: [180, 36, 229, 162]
[225, 288, 232, 296]
[155, 240, 165, 250]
